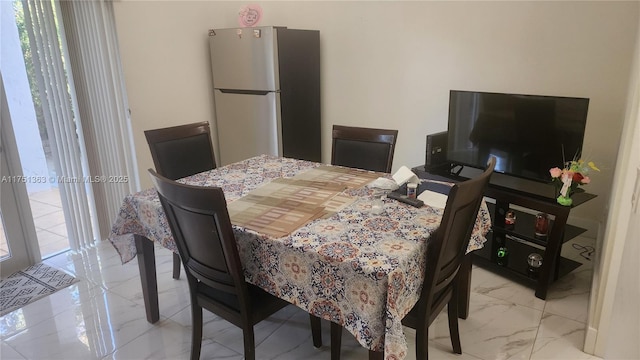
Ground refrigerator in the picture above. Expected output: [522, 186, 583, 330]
[208, 26, 321, 166]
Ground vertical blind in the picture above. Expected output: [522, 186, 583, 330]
[58, 0, 139, 241]
[21, 0, 97, 250]
[21, 0, 139, 249]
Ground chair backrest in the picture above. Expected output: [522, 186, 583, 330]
[331, 125, 398, 173]
[420, 157, 495, 316]
[144, 121, 216, 180]
[148, 169, 249, 304]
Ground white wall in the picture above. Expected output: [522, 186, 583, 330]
[586, 10, 640, 357]
[112, 1, 638, 226]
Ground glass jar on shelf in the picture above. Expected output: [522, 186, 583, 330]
[527, 253, 543, 279]
[535, 212, 549, 238]
[496, 245, 509, 266]
[505, 210, 516, 230]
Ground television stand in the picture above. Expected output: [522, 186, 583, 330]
[413, 165, 596, 300]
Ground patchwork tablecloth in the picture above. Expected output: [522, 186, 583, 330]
[109, 155, 491, 359]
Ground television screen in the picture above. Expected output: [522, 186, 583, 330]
[447, 90, 589, 183]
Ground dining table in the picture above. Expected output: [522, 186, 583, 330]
[108, 154, 491, 360]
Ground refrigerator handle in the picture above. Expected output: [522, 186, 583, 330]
[218, 89, 273, 96]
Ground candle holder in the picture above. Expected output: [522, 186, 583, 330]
[534, 213, 549, 238]
[527, 253, 543, 279]
[505, 210, 516, 230]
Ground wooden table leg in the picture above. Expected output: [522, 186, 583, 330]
[135, 234, 159, 323]
[535, 210, 569, 300]
[310, 315, 322, 348]
[330, 322, 383, 360]
[331, 322, 342, 360]
[457, 253, 473, 319]
[172, 252, 181, 280]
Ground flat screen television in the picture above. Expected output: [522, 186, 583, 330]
[447, 90, 589, 184]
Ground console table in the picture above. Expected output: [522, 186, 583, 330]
[413, 165, 596, 300]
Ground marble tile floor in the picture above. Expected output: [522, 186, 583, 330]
[0, 236, 602, 360]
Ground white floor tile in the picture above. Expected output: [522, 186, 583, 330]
[3, 290, 155, 359]
[430, 291, 542, 360]
[543, 265, 592, 323]
[530, 313, 600, 360]
[106, 318, 242, 360]
[471, 265, 546, 311]
[110, 254, 191, 319]
[0, 279, 103, 338]
[0, 237, 602, 360]
[0, 341, 26, 359]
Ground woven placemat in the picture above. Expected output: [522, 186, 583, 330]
[1, 263, 79, 316]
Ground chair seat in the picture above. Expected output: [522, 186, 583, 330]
[401, 287, 453, 330]
[198, 282, 289, 324]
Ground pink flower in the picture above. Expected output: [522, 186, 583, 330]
[581, 176, 591, 184]
[549, 167, 562, 178]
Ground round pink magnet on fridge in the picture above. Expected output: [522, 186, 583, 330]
[238, 4, 263, 27]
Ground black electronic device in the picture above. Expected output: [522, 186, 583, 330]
[387, 191, 424, 208]
[425, 131, 448, 171]
[446, 90, 589, 184]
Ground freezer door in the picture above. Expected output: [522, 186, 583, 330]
[209, 27, 279, 91]
[214, 89, 282, 165]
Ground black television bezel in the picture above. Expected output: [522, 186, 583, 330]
[446, 90, 589, 184]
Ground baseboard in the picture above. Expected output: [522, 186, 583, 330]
[583, 326, 598, 355]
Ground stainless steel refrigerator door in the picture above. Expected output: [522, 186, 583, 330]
[214, 89, 282, 165]
[209, 27, 280, 91]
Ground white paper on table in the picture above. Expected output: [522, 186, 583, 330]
[368, 177, 399, 191]
[418, 189, 448, 209]
[392, 166, 420, 186]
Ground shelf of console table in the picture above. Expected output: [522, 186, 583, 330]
[412, 165, 596, 300]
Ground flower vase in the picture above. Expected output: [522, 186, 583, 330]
[556, 189, 573, 206]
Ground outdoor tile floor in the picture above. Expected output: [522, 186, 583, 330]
[29, 188, 69, 257]
[0, 188, 69, 261]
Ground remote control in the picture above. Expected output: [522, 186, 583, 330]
[387, 191, 424, 208]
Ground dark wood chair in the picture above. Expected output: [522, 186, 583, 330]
[144, 121, 217, 280]
[330, 157, 496, 360]
[148, 169, 323, 360]
[331, 125, 398, 173]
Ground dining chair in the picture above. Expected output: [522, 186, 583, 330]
[148, 169, 323, 360]
[144, 121, 216, 280]
[329, 157, 496, 360]
[331, 125, 398, 173]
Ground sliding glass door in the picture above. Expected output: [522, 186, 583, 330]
[0, 151, 36, 275]
[1, 77, 40, 275]
[3, 0, 139, 268]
